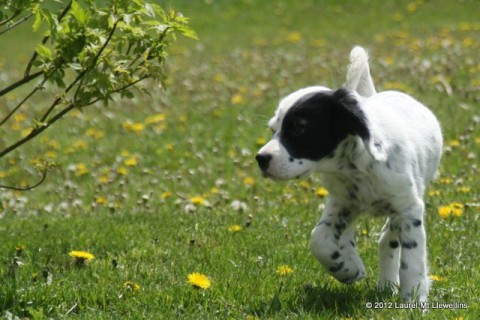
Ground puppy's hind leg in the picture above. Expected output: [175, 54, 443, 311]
[378, 218, 400, 293]
[310, 203, 365, 284]
[345, 46, 376, 97]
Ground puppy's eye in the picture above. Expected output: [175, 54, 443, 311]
[290, 119, 307, 137]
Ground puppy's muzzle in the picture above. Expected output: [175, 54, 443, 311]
[255, 153, 272, 172]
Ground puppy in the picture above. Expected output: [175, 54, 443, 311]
[255, 46, 442, 301]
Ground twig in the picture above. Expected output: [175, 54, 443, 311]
[0, 167, 48, 191]
[0, 13, 33, 36]
[0, 71, 43, 97]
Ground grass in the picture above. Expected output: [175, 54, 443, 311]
[1, 0, 480, 318]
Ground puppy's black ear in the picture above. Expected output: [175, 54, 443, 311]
[333, 88, 370, 140]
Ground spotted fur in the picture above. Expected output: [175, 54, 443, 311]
[255, 46, 442, 302]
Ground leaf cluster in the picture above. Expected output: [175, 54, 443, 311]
[0, 0, 196, 186]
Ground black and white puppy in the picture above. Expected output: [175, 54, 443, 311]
[255, 46, 442, 302]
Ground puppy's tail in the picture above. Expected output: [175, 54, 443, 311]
[345, 46, 376, 97]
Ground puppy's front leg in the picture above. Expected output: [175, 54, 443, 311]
[310, 202, 365, 283]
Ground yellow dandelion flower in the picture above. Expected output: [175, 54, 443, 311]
[439, 177, 453, 185]
[124, 156, 138, 167]
[124, 281, 141, 293]
[96, 196, 106, 205]
[457, 187, 470, 194]
[191, 196, 205, 206]
[161, 191, 173, 199]
[98, 175, 110, 184]
[231, 93, 245, 105]
[243, 176, 255, 186]
[316, 187, 329, 198]
[131, 123, 145, 132]
[210, 187, 220, 194]
[45, 151, 57, 159]
[428, 189, 441, 197]
[276, 265, 294, 276]
[117, 166, 129, 175]
[187, 272, 211, 289]
[475, 137, 480, 144]
[166, 143, 175, 151]
[13, 113, 27, 122]
[256, 137, 267, 146]
[438, 206, 452, 219]
[286, 31, 303, 43]
[86, 128, 105, 139]
[447, 139, 461, 147]
[228, 225, 242, 232]
[76, 163, 89, 176]
[145, 113, 166, 124]
[69, 250, 95, 261]
[450, 202, 464, 217]
[429, 275, 446, 282]
[406, 2, 418, 13]
[15, 245, 25, 254]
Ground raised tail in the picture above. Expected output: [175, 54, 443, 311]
[345, 46, 376, 97]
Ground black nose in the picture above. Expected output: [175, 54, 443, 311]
[255, 153, 272, 171]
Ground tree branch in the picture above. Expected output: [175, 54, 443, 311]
[0, 71, 43, 98]
[0, 167, 48, 191]
[0, 13, 33, 36]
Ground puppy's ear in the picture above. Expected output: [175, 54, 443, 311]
[333, 88, 369, 139]
[333, 88, 387, 162]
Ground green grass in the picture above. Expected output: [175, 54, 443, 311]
[1, 0, 480, 319]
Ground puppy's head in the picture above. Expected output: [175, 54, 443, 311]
[255, 86, 370, 180]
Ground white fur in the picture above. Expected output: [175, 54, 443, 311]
[257, 46, 442, 302]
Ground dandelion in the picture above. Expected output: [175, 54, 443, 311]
[124, 281, 141, 293]
[75, 163, 89, 176]
[457, 187, 471, 194]
[231, 93, 245, 105]
[187, 272, 211, 289]
[438, 203, 464, 219]
[447, 139, 461, 147]
[95, 196, 107, 205]
[190, 196, 205, 206]
[228, 224, 242, 232]
[243, 176, 255, 186]
[69, 250, 95, 267]
[429, 275, 446, 282]
[117, 166, 129, 175]
[286, 31, 303, 43]
[124, 156, 138, 167]
[316, 187, 329, 198]
[15, 245, 25, 255]
[428, 189, 441, 197]
[256, 137, 267, 146]
[276, 265, 294, 276]
[161, 191, 173, 199]
[145, 113, 166, 124]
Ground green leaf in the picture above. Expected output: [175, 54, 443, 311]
[35, 44, 53, 60]
[70, 0, 90, 25]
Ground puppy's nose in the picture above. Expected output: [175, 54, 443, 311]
[255, 153, 272, 171]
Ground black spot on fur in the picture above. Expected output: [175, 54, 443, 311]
[401, 240, 418, 249]
[350, 240, 355, 248]
[400, 261, 408, 270]
[389, 240, 399, 249]
[280, 88, 370, 161]
[331, 251, 341, 260]
[412, 219, 422, 227]
[329, 261, 345, 273]
[289, 157, 294, 162]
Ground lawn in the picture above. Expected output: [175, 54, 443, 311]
[1, 0, 480, 319]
